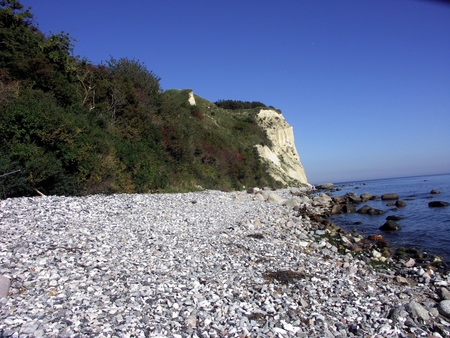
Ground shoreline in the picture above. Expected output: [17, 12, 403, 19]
[1, 189, 450, 337]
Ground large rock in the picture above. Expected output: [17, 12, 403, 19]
[332, 196, 347, 204]
[367, 208, 386, 215]
[438, 288, 450, 301]
[381, 193, 399, 200]
[360, 193, 372, 201]
[356, 205, 371, 214]
[283, 197, 301, 208]
[428, 201, 449, 207]
[254, 109, 307, 185]
[267, 193, 284, 205]
[406, 300, 430, 321]
[316, 183, 334, 190]
[379, 220, 401, 231]
[0, 275, 10, 298]
[395, 200, 407, 207]
[438, 300, 450, 318]
[357, 205, 386, 215]
[346, 194, 362, 204]
[430, 189, 440, 194]
[342, 204, 356, 213]
[313, 193, 332, 206]
[331, 204, 342, 214]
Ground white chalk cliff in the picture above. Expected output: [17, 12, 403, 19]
[255, 109, 308, 185]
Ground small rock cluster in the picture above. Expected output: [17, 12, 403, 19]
[0, 188, 449, 337]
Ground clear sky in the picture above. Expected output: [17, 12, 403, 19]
[23, 0, 450, 184]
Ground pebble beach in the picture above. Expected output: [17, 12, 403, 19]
[1, 189, 450, 337]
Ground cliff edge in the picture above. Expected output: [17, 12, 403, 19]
[254, 109, 308, 186]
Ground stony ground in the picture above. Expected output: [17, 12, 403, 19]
[1, 189, 450, 337]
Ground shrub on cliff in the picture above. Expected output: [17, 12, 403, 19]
[0, 1, 277, 198]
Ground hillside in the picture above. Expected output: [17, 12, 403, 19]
[0, 1, 307, 198]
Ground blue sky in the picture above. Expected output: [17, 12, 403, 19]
[24, 0, 450, 184]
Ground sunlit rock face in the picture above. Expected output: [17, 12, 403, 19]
[188, 91, 196, 106]
[255, 109, 308, 185]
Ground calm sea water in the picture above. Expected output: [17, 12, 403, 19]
[328, 173, 450, 262]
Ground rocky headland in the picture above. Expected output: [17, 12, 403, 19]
[1, 188, 450, 337]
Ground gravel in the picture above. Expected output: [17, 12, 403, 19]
[1, 189, 450, 337]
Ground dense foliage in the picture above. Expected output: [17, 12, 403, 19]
[0, 1, 279, 198]
[214, 100, 267, 110]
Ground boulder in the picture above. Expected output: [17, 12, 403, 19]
[298, 195, 311, 204]
[438, 287, 450, 301]
[347, 194, 362, 204]
[267, 193, 284, 205]
[376, 240, 390, 248]
[0, 275, 10, 298]
[283, 197, 301, 208]
[331, 205, 342, 215]
[386, 215, 403, 221]
[368, 234, 384, 241]
[395, 200, 407, 207]
[367, 208, 386, 215]
[360, 192, 372, 201]
[356, 205, 371, 214]
[313, 193, 332, 206]
[379, 220, 401, 231]
[332, 196, 347, 204]
[406, 300, 430, 321]
[381, 193, 399, 200]
[438, 300, 450, 318]
[428, 201, 449, 207]
[316, 183, 334, 190]
[430, 189, 441, 194]
[342, 204, 356, 213]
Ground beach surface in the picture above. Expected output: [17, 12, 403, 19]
[1, 189, 450, 337]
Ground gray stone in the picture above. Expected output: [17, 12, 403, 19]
[406, 300, 430, 321]
[438, 287, 450, 301]
[360, 192, 372, 201]
[267, 193, 284, 205]
[21, 321, 41, 334]
[395, 200, 407, 207]
[0, 275, 10, 298]
[428, 201, 449, 207]
[438, 300, 450, 318]
[316, 183, 334, 190]
[379, 220, 401, 231]
[381, 193, 399, 200]
[283, 197, 301, 208]
[389, 306, 409, 323]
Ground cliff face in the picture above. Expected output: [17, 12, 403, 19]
[254, 109, 308, 185]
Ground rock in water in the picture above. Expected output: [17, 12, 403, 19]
[428, 201, 449, 207]
[316, 183, 334, 190]
[379, 220, 401, 231]
[381, 193, 399, 200]
[395, 200, 407, 207]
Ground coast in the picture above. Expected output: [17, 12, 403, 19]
[1, 189, 450, 337]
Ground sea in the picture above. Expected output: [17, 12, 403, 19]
[324, 173, 450, 263]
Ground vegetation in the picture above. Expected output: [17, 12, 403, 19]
[214, 100, 267, 110]
[0, 1, 279, 198]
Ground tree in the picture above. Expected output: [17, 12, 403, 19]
[0, 0, 33, 28]
[106, 57, 161, 107]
